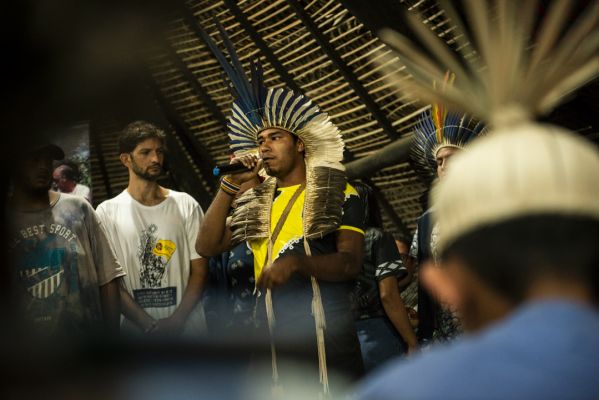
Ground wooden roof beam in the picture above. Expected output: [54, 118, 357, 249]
[147, 77, 218, 200]
[179, 1, 303, 95]
[287, 0, 399, 141]
[164, 41, 228, 128]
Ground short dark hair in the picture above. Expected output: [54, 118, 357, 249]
[444, 215, 599, 303]
[55, 160, 81, 181]
[119, 121, 166, 154]
[57, 164, 77, 181]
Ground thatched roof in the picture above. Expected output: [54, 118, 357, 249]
[87, 0, 598, 240]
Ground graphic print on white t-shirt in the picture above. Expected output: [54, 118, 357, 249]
[137, 223, 177, 288]
[134, 223, 180, 309]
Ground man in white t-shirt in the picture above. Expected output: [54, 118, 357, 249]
[96, 121, 207, 336]
[53, 163, 92, 203]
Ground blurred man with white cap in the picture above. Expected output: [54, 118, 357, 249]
[357, 126, 599, 399]
[357, 0, 599, 397]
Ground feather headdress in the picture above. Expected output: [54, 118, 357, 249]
[411, 109, 486, 180]
[201, 21, 347, 243]
[378, 0, 599, 251]
[411, 73, 487, 181]
[202, 22, 345, 168]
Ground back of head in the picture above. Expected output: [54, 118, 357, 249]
[118, 121, 166, 154]
[55, 163, 78, 182]
[432, 125, 599, 303]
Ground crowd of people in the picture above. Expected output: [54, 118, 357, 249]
[5, 8, 599, 399]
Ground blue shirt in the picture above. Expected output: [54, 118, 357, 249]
[356, 300, 599, 400]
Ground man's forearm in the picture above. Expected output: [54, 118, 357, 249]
[380, 279, 418, 348]
[294, 229, 363, 281]
[169, 259, 208, 325]
[195, 189, 234, 257]
[294, 251, 361, 282]
[119, 285, 155, 331]
[99, 278, 121, 334]
[384, 301, 418, 348]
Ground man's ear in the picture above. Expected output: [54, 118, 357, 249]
[420, 260, 461, 311]
[119, 153, 131, 168]
[297, 138, 305, 153]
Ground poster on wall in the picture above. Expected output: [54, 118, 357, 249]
[51, 122, 93, 204]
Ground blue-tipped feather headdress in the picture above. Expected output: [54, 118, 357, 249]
[202, 21, 344, 167]
[411, 107, 486, 181]
[202, 21, 347, 243]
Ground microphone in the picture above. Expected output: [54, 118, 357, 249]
[212, 162, 253, 177]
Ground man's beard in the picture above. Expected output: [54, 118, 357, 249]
[131, 160, 162, 181]
[263, 163, 274, 176]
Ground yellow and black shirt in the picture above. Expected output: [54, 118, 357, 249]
[250, 182, 365, 379]
[249, 182, 364, 281]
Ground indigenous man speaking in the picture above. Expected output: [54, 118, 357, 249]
[196, 26, 365, 395]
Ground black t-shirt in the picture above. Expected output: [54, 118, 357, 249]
[353, 227, 407, 320]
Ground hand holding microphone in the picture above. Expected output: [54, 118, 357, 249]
[212, 163, 253, 177]
[213, 155, 262, 182]
[217, 155, 262, 197]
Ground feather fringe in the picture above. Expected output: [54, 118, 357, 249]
[376, 0, 599, 127]
[304, 166, 347, 239]
[230, 177, 276, 245]
[229, 168, 347, 244]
